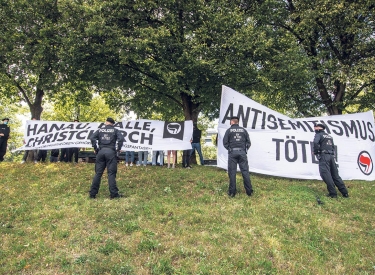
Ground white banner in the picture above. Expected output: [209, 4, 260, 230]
[19, 120, 193, 151]
[218, 86, 375, 180]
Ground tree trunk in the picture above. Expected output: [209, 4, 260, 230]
[26, 150, 37, 162]
[316, 77, 334, 115]
[29, 88, 44, 120]
[180, 92, 200, 122]
[316, 77, 345, 115]
[180, 92, 201, 164]
[332, 80, 345, 115]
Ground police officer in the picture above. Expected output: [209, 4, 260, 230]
[223, 116, 253, 197]
[313, 123, 349, 198]
[89, 117, 124, 199]
[0, 118, 10, 162]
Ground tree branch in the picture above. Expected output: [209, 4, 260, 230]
[125, 60, 166, 85]
[349, 80, 375, 101]
[138, 82, 182, 107]
[315, 20, 342, 59]
[4, 71, 33, 107]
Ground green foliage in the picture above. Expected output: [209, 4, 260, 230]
[0, 98, 27, 161]
[2, 0, 374, 121]
[201, 145, 217, 160]
[250, 0, 375, 115]
[42, 92, 123, 122]
[0, 0, 95, 118]
[79, 1, 262, 121]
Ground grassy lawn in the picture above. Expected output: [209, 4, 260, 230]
[0, 162, 374, 275]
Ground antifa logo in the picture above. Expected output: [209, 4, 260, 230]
[163, 122, 184, 140]
[357, 151, 373, 175]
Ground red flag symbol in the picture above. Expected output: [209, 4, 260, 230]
[359, 154, 371, 173]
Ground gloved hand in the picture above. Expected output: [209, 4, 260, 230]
[94, 146, 99, 154]
[316, 154, 321, 160]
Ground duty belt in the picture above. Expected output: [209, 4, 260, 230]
[232, 148, 245, 151]
[101, 146, 116, 150]
[321, 150, 334, 154]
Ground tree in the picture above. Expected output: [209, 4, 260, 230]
[250, 0, 375, 115]
[42, 92, 123, 123]
[77, 0, 262, 122]
[0, 0, 90, 119]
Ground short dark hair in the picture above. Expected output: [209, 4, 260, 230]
[106, 117, 115, 124]
[230, 116, 239, 124]
[314, 123, 326, 130]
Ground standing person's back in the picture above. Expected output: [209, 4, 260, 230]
[89, 118, 124, 199]
[223, 116, 253, 197]
[313, 123, 349, 198]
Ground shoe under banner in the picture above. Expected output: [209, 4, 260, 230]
[217, 85, 375, 181]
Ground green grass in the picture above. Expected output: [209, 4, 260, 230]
[0, 162, 374, 275]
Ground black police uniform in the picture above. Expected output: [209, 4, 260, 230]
[223, 123, 253, 197]
[89, 124, 124, 198]
[313, 129, 348, 198]
[0, 122, 10, 162]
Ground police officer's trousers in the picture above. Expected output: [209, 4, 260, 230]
[90, 148, 119, 198]
[228, 151, 252, 195]
[0, 138, 8, 161]
[319, 154, 348, 196]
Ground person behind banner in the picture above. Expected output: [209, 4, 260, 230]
[167, 150, 176, 169]
[223, 116, 253, 197]
[124, 150, 135, 167]
[189, 123, 204, 165]
[152, 150, 164, 166]
[182, 123, 194, 168]
[36, 149, 47, 163]
[182, 149, 191, 168]
[50, 149, 60, 163]
[313, 123, 349, 198]
[67, 119, 80, 163]
[89, 117, 124, 199]
[60, 148, 72, 162]
[137, 150, 148, 166]
[0, 118, 10, 162]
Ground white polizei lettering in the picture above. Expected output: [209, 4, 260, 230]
[99, 129, 115, 133]
[230, 129, 244, 132]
